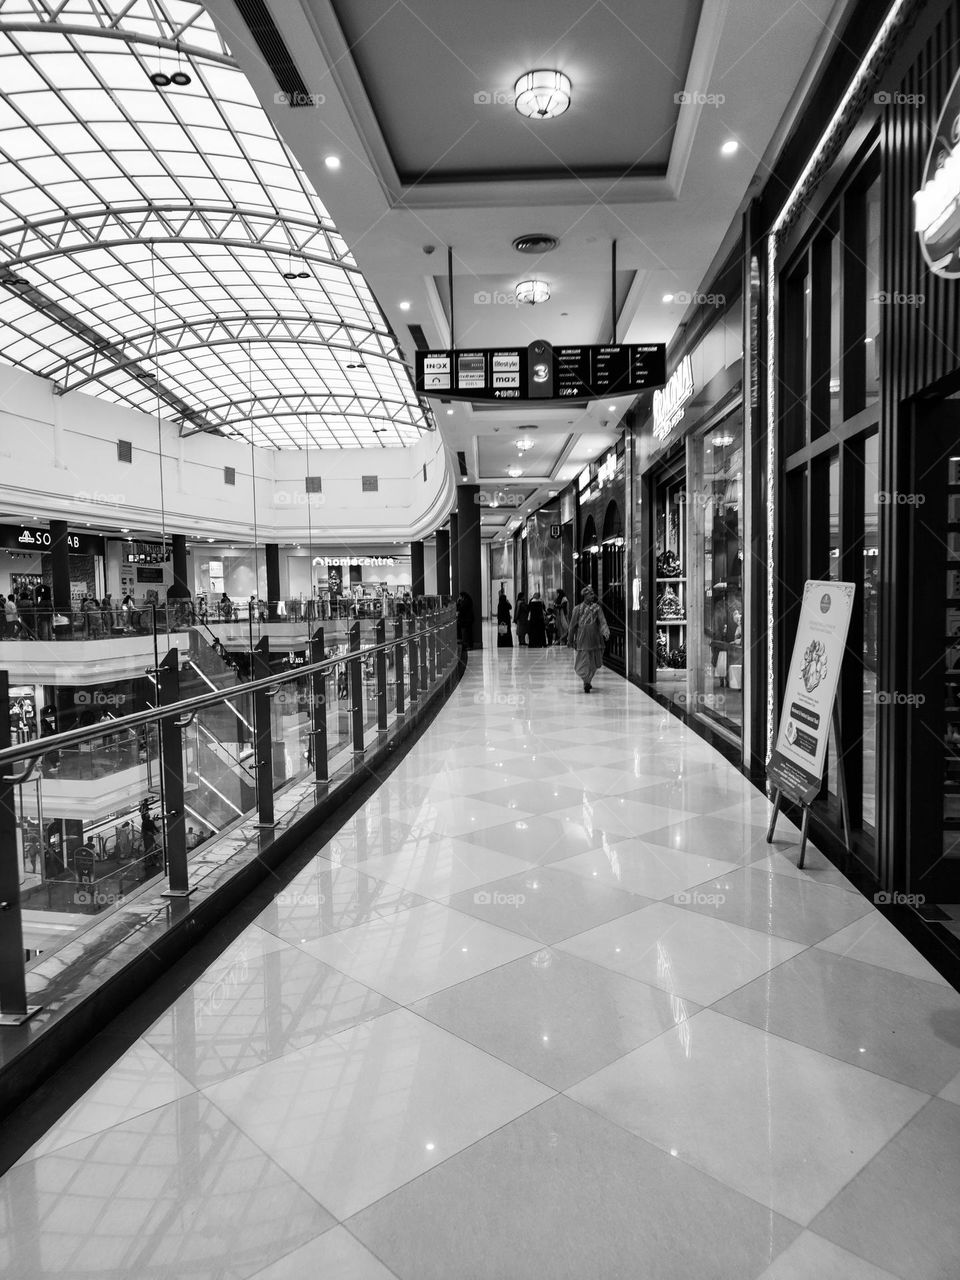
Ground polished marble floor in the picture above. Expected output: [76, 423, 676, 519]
[2, 636, 959, 1278]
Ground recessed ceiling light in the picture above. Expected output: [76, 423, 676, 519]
[721, 139, 739, 156]
[608, 403, 616, 411]
[399, 300, 411, 311]
[446, 408, 454, 415]
[324, 155, 341, 170]
[514, 70, 571, 120]
[662, 293, 674, 302]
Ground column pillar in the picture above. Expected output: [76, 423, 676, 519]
[411, 540, 425, 597]
[49, 519, 71, 616]
[456, 486, 481, 648]
[435, 528, 451, 599]
[171, 533, 189, 597]
[265, 542, 281, 619]
[449, 513, 460, 596]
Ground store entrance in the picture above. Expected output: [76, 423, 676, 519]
[906, 402, 960, 910]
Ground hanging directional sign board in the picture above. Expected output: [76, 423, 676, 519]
[416, 340, 666, 402]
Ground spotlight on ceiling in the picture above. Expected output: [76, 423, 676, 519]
[170, 70, 192, 86]
[346, 362, 365, 369]
[516, 279, 550, 305]
[149, 71, 171, 87]
[514, 70, 571, 120]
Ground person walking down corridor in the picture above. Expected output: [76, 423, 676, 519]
[456, 590, 474, 649]
[496, 587, 513, 647]
[567, 587, 609, 692]
[526, 591, 547, 648]
[515, 592, 528, 646]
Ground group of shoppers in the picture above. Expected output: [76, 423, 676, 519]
[497, 587, 571, 649]
[496, 584, 609, 692]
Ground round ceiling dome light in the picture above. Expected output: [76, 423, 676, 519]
[516, 279, 550, 305]
[514, 70, 571, 120]
[513, 233, 558, 254]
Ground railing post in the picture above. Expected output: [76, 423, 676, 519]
[419, 615, 429, 692]
[375, 618, 388, 733]
[394, 616, 405, 714]
[155, 649, 189, 896]
[0, 670, 39, 1023]
[310, 626, 328, 783]
[349, 621, 365, 755]
[428, 619, 437, 685]
[407, 615, 419, 704]
[252, 637, 276, 828]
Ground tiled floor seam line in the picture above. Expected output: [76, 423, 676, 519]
[12, 1087, 200, 1170]
[549, 1084, 810, 1237]
[698, 997, 942, 1097]
[147, 1000, 398, 1094]
[802, 1095, 951, 1263]
[339, 1093, 566, 1228]
[193, 1090, 348, 1223]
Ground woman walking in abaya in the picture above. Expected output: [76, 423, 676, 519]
[566, 587, 609, 692]
[554, 588, 570, 645]
[496, 587, 513, 647]
[515, 592, 529, 646]
[526, 591, 547, 648]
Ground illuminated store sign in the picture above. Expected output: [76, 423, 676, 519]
[312, 556, 396, 567]
[915, 67, 960, 278]
[653, 356, 694, 440]
[0, 525, 104, 555]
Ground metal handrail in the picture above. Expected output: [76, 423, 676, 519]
[0, 610, 454, 770]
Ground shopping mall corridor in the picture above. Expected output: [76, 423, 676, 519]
[1, 632, 959, 1280]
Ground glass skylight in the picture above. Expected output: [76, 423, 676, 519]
[0, 0, 430, 448]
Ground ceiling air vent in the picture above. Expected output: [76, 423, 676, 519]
[513, 234, 558, 254]
[224, 466, 236, 486]
[234, 0, 312, 106]
[408, 323, 430, 351]
[305, 475, 322, 493]
[117, 439, 132, 463]
[457, 451, 468, 479]
[361, 475, 379, 492]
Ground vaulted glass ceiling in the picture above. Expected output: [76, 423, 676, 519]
[0, 0, 431, 448]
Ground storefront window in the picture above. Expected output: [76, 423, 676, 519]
[862, 433, 879, 827]
[654, 461, 687, 699]
[829, 234, 842, 426]
[699, 412, 744, 737]
[864, 177, 881, 407]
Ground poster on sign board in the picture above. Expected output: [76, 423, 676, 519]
[767, 579, 856, 804]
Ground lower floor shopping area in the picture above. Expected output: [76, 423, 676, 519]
[1, 637, 957, 1280]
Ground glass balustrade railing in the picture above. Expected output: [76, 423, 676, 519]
[0, 606, 459, 1027]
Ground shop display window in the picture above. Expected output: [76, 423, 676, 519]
[695, 412, 744, 738]
[654, 461, 687, 694]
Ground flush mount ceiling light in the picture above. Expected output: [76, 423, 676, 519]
[721, 139, 739, 155]
[516, 279, 550, 305]
[514, 70, 571, 120]
[323, 155, 341, 170]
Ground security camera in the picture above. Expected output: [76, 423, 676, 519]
[423, 244, 436, 255]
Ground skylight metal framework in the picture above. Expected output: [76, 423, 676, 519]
[0, 0, 431, 449]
